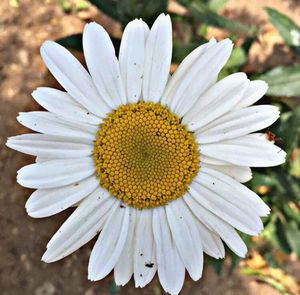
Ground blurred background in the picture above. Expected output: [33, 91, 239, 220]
[0, 0, 300, 294]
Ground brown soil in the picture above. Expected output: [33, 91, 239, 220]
[0, 1, 299, 295]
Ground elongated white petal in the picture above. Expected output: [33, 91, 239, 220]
[170, 39, 233, 117]
[189, 179, 263, 235]
[196, 105, 279, 143]
[114, 208, 136, 286]
[32, 87, 101, 125]
[201, 163, 252, 183]
[235, 80, 268, 109]
[17, 158, 95, 189]
[194, 218, 225, 259]
[184, 194, 247, 257]
[153, 207, 185, 295]
[42, 188, 115, 262]
[183, 73, 249, 131]
[133, 210, 157, 288]
[198, 166, 270, 216]
[7, 134, 93, 158]
[88, 204, 130, 281]
[200, 154, 231, 166]
[161, 38, 216, 107]
[17, 112, 97, 140]
[26, 176, 99, 218]
[200, 133, 286, 167]
[40, 41, 110, 117]
[83, 22, 126, 108]
[166, 199, 203, 281]
[143, 14, 172, 103]
[119, 19, 149, 103]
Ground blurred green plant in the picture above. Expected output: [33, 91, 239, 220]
[56, 0, 300, 281]
[266, 7, 300, 56]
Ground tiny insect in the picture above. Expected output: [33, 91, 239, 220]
[265, 130, 284, 148]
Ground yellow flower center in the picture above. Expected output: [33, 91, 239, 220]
[93, 102, 199, 209]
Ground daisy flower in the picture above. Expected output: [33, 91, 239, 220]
[7, 14, 285, 295]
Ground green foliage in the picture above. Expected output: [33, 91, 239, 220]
[252, 105, 300, 260]
[179, 0, 255, 35]
[208, 0, 228, 12]
[266, 7, 300, 56]
[89, 0, 167, 28]
[218, 47, 247, 79]
[255, 64, 300, 97]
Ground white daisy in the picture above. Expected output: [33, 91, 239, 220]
[7, 14, 285, 295]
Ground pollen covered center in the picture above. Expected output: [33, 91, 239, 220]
[93, 102, 199, 209]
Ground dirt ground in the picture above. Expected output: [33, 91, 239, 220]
[0, 1, 300, 295]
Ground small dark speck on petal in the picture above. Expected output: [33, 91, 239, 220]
[74, 183, 79, 186]
[140, 274, 143, 277]
[140, 253, 143, 256]
[120, 204, 125, 208]
[145, 263, 154, 268]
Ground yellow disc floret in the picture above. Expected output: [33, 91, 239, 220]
[93, 102, 199, 209]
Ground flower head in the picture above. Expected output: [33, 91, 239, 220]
[7, 14, 285, 295]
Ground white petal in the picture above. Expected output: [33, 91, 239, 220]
[114, 207, 136, 286]
[119, 19, 149, 103]
[83, 22, 126, 108]
[184, 194, 247, 257]
[161, 38, 217, 107]
[7, 134, 93, 158]
[40, 41, 110, 117]
[200, 154, 231, 165]
[189, 177, 263, 235]
[134, 209, 157, 288]
[17, 112, 97, 140]
[235, 80, 268, 109]
[201, 163, 252, 183]
[88, 204, 130, 281]
[200, 133, 286, 167]
[183, 73, 249, 131]
[199, 166, 270, 216]
[143, 14, 172, 103]
[26, 176, 99, 218]
[42, 188, 115, 262]
[196, 105, 279, 143]
[17, 158, 95, 189]
[153, 207, 185, 295]
[169, 40, 233, 117]
[166, 199, 203, 281]
[32, 87, 101, 125]
[194, 218, 225, 259]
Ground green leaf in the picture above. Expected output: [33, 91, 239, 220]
[59, 0, 72, 12]
[185, 1, 255, 35]
[266, 7, 300, 55]
[255, 64, 300, 97]
[88, 0, 167, 28]
[172, 42, 200, 63]
[57, 34, 83, 52]
[250, 172, 278, 188]
[278, 105, 300, 148]
[284, 221, 300, 258]
[88, 0, 119, 21]
[218, 47, 247, 79]
[206, 257, 223, 275]
[225, 47, 247, 68]
[208, 0, 228, 12]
